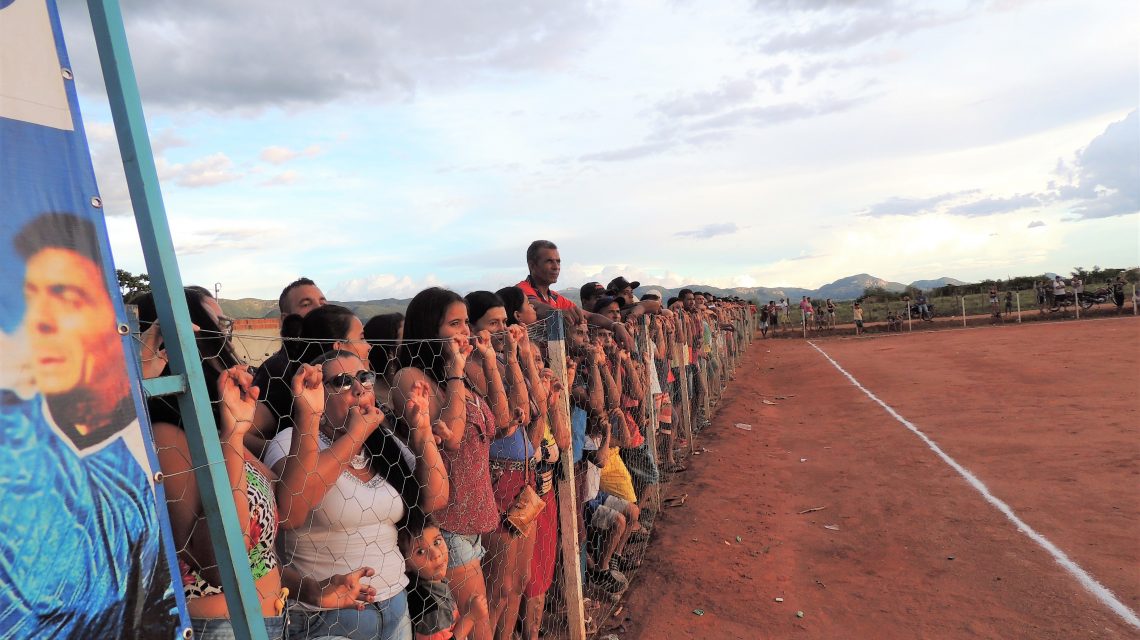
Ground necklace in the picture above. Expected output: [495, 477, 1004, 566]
[318, 431, 370, 470]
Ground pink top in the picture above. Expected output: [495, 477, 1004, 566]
[434, 392, 499, 535]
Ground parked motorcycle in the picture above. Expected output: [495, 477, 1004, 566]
[1077, 287, 1112, 309]
[902, 302, 936, 321]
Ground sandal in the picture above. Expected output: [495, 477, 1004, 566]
[663, 462, 687, 473]
[587, 567, 628, 593]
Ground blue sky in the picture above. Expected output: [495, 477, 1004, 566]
[59, 0, 1139, 300]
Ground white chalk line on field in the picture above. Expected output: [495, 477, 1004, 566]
[807, 340, 1140, 630]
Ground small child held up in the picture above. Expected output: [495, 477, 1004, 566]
[400, 515, 488, 640]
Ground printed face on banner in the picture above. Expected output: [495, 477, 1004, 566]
[0, 0, 188, 637]
[24, 248, 123, 394]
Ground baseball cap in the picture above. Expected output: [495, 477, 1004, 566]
[607, 276, 640, 293]
[580, 281, 606, 300]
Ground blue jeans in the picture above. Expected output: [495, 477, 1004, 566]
[288, 591, 411, 640]
[192, 616, 286, 640]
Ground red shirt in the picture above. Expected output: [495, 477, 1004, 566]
[516, 276, 577, 312]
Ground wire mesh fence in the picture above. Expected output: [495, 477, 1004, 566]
[128, 288, 754, 639]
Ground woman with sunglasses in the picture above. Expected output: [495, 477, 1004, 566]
[393, 287, 508, 640]
[245, 305, 372, 457]
[265, 347, 449, 640]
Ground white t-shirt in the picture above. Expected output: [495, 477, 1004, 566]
[646, 340, 662, 396]
[1073, 279, 1083, 294]
[265, 427, 415, 604]
[583, 434, 601, 502]
[1053, 280, 1067, 295]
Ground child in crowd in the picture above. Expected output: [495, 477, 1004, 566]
[400, 517, 488, 640]
[581, 415, 640, 593]
[853, 302, 864, 335]
[886, 309, 901, 332]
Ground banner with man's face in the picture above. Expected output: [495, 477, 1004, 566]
[0, 0, 189, 637]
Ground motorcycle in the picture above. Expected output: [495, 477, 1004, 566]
[1077, 287, 1112, 309]
[902, 302, 936, 321]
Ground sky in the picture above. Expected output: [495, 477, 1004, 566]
[57, 0, 1139, 300]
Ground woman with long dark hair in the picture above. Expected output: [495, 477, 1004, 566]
[392, 287, 507, 640]
[496, 285, 570, 640]
[135, 288, 292, 638]
[363, 312, 404, 406]
[464, 290, 534, 640]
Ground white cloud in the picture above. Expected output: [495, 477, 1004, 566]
[1053, 109, 1139, 219]
[260, 145, 321, 165]
[160, 152, 242, 188]
[330, 274, 445, 300]
[261, 170, 300, 186]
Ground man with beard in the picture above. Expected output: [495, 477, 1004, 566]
[0, 213, 179, 638]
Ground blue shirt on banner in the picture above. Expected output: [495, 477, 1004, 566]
[0, 391, 178, 639]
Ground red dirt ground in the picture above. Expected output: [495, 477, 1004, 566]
[621, 316, 1140, 639]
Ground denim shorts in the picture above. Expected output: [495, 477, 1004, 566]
[287, 591, 410, 640]
[441, 529, 486, 569]
[191, 615, 286, 640]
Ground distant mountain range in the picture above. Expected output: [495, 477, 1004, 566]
[219, 274, 967, 319]
[585, 274, 967, 307]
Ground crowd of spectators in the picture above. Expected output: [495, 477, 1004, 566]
[134, 239, 750, 640]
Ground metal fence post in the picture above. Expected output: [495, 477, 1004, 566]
[87, 2, 266, 637]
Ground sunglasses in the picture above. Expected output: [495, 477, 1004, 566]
[323, 370, 376, 394]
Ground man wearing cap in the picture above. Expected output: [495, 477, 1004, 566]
[581, 281, 607, 313]
[607, 276, 640, 306]
[518, 240, 635, 349]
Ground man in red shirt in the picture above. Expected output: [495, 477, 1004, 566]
[517, 240, 633, 349]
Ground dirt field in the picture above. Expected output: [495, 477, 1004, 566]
[622, 316, 1140, 639]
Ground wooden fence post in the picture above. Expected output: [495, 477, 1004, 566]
[638, 316, 661, 513]
[545, 312, 586, 640]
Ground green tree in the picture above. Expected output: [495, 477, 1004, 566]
[116, 269, 150, 300]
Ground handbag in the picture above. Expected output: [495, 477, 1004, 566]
[501, 459, 546, 539]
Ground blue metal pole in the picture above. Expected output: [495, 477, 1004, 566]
[84, 1, 267, 638]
